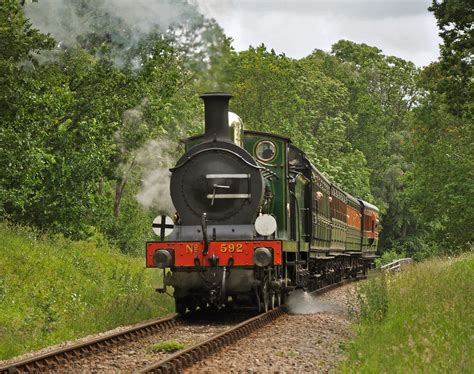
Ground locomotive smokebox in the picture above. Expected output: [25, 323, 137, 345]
[170, 91, 264, 226]
[201, 92, 233, 142]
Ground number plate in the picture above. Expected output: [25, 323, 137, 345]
[219, 242, 244, 253]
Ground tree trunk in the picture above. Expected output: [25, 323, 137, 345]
[114, 159, 135, 219]
[114, 176, 127, 219]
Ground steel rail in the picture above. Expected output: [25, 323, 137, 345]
[137, 307, 285, 374]
[0, 314, 179, 374]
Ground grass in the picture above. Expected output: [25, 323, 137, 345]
[150, 341, 186, 353]
[342, 252, 474, 373]
[0, 222, 174, 360]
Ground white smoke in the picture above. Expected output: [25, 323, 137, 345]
[193, 0, 234, 19]
[24, 0, 196, 51]
[25, 0, 92, 47]
[286, 290, 345, 315]
[101, 0, 188, 36]
[135, 139, 178, 215]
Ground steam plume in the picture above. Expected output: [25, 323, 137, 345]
[135, 139, 177, 215]
[24, 0, 196, 52]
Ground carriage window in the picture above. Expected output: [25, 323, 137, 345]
[256, 140, 276, 162]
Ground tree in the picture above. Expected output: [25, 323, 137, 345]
[0, 3, 203, 247]
[402, 1, 474, 252]
[331, 40, 420, 250]
[0, 0, 55, 224]
[0, 0, 54, 63]
[405, 65, 473, 251]
[429, 0, 473, 115]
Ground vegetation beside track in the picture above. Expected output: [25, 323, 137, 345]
[150, 341, 186, 353]
[342, 253, 474, 372]
[0, 223, 173, 360]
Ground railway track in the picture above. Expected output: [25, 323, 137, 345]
[137, 307, 284, 373]
[0, 314, 180, 374]
[1, 276, 365, 373]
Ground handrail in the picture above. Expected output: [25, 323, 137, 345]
[380, 258, 414, 272]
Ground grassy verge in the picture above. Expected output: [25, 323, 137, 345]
[0, 223, 173, 360]
[342, 253, 474, 372]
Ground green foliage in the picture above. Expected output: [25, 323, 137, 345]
[0, 0, 54, 63]
[0, 5, 202, 248]
[404, 88, 473, 251]
[402, 2, 474, 253]
[355, 273, 389, 322]
[0, 223, 173, 360]
[384, 236, 439, 262]
[106, 183, 156, 256]
[331, 40, 420, 250]
[150, 341, 186, 353]
[1, 48, 129, 237]
[429, 0, 473, 116]
[343, 253, 474, 372]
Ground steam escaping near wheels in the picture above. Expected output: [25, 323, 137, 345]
[286, 290, 345, 315]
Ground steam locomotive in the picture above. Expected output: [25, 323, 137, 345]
[146, 93, 379, 313]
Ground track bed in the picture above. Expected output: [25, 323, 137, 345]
[1, 277, 364, 373]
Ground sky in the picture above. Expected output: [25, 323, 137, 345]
[197, 0, 442, 67]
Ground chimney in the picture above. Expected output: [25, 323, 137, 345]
[200, 92, 233, 142]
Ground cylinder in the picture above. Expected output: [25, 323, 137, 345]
[200, 92, 233, 142]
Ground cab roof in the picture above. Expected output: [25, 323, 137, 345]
[359, 199, 379, 212]
[244, 130, 292, 143]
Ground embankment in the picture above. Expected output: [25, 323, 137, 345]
[0, 223, 173, 360]
[342, 253, 473, 372]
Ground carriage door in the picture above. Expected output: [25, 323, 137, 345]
[288, 146, 310, 244]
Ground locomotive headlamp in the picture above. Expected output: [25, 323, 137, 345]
[254, 214, 277, 236]
[153, 249, 173, 269]
[253, 247, 272, 267]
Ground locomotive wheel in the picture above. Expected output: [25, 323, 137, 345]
[198, 301, 208, 311]
[175, 299, 187, 315]
[187, 299, 197, 313]
[281, 290, 288, 306]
